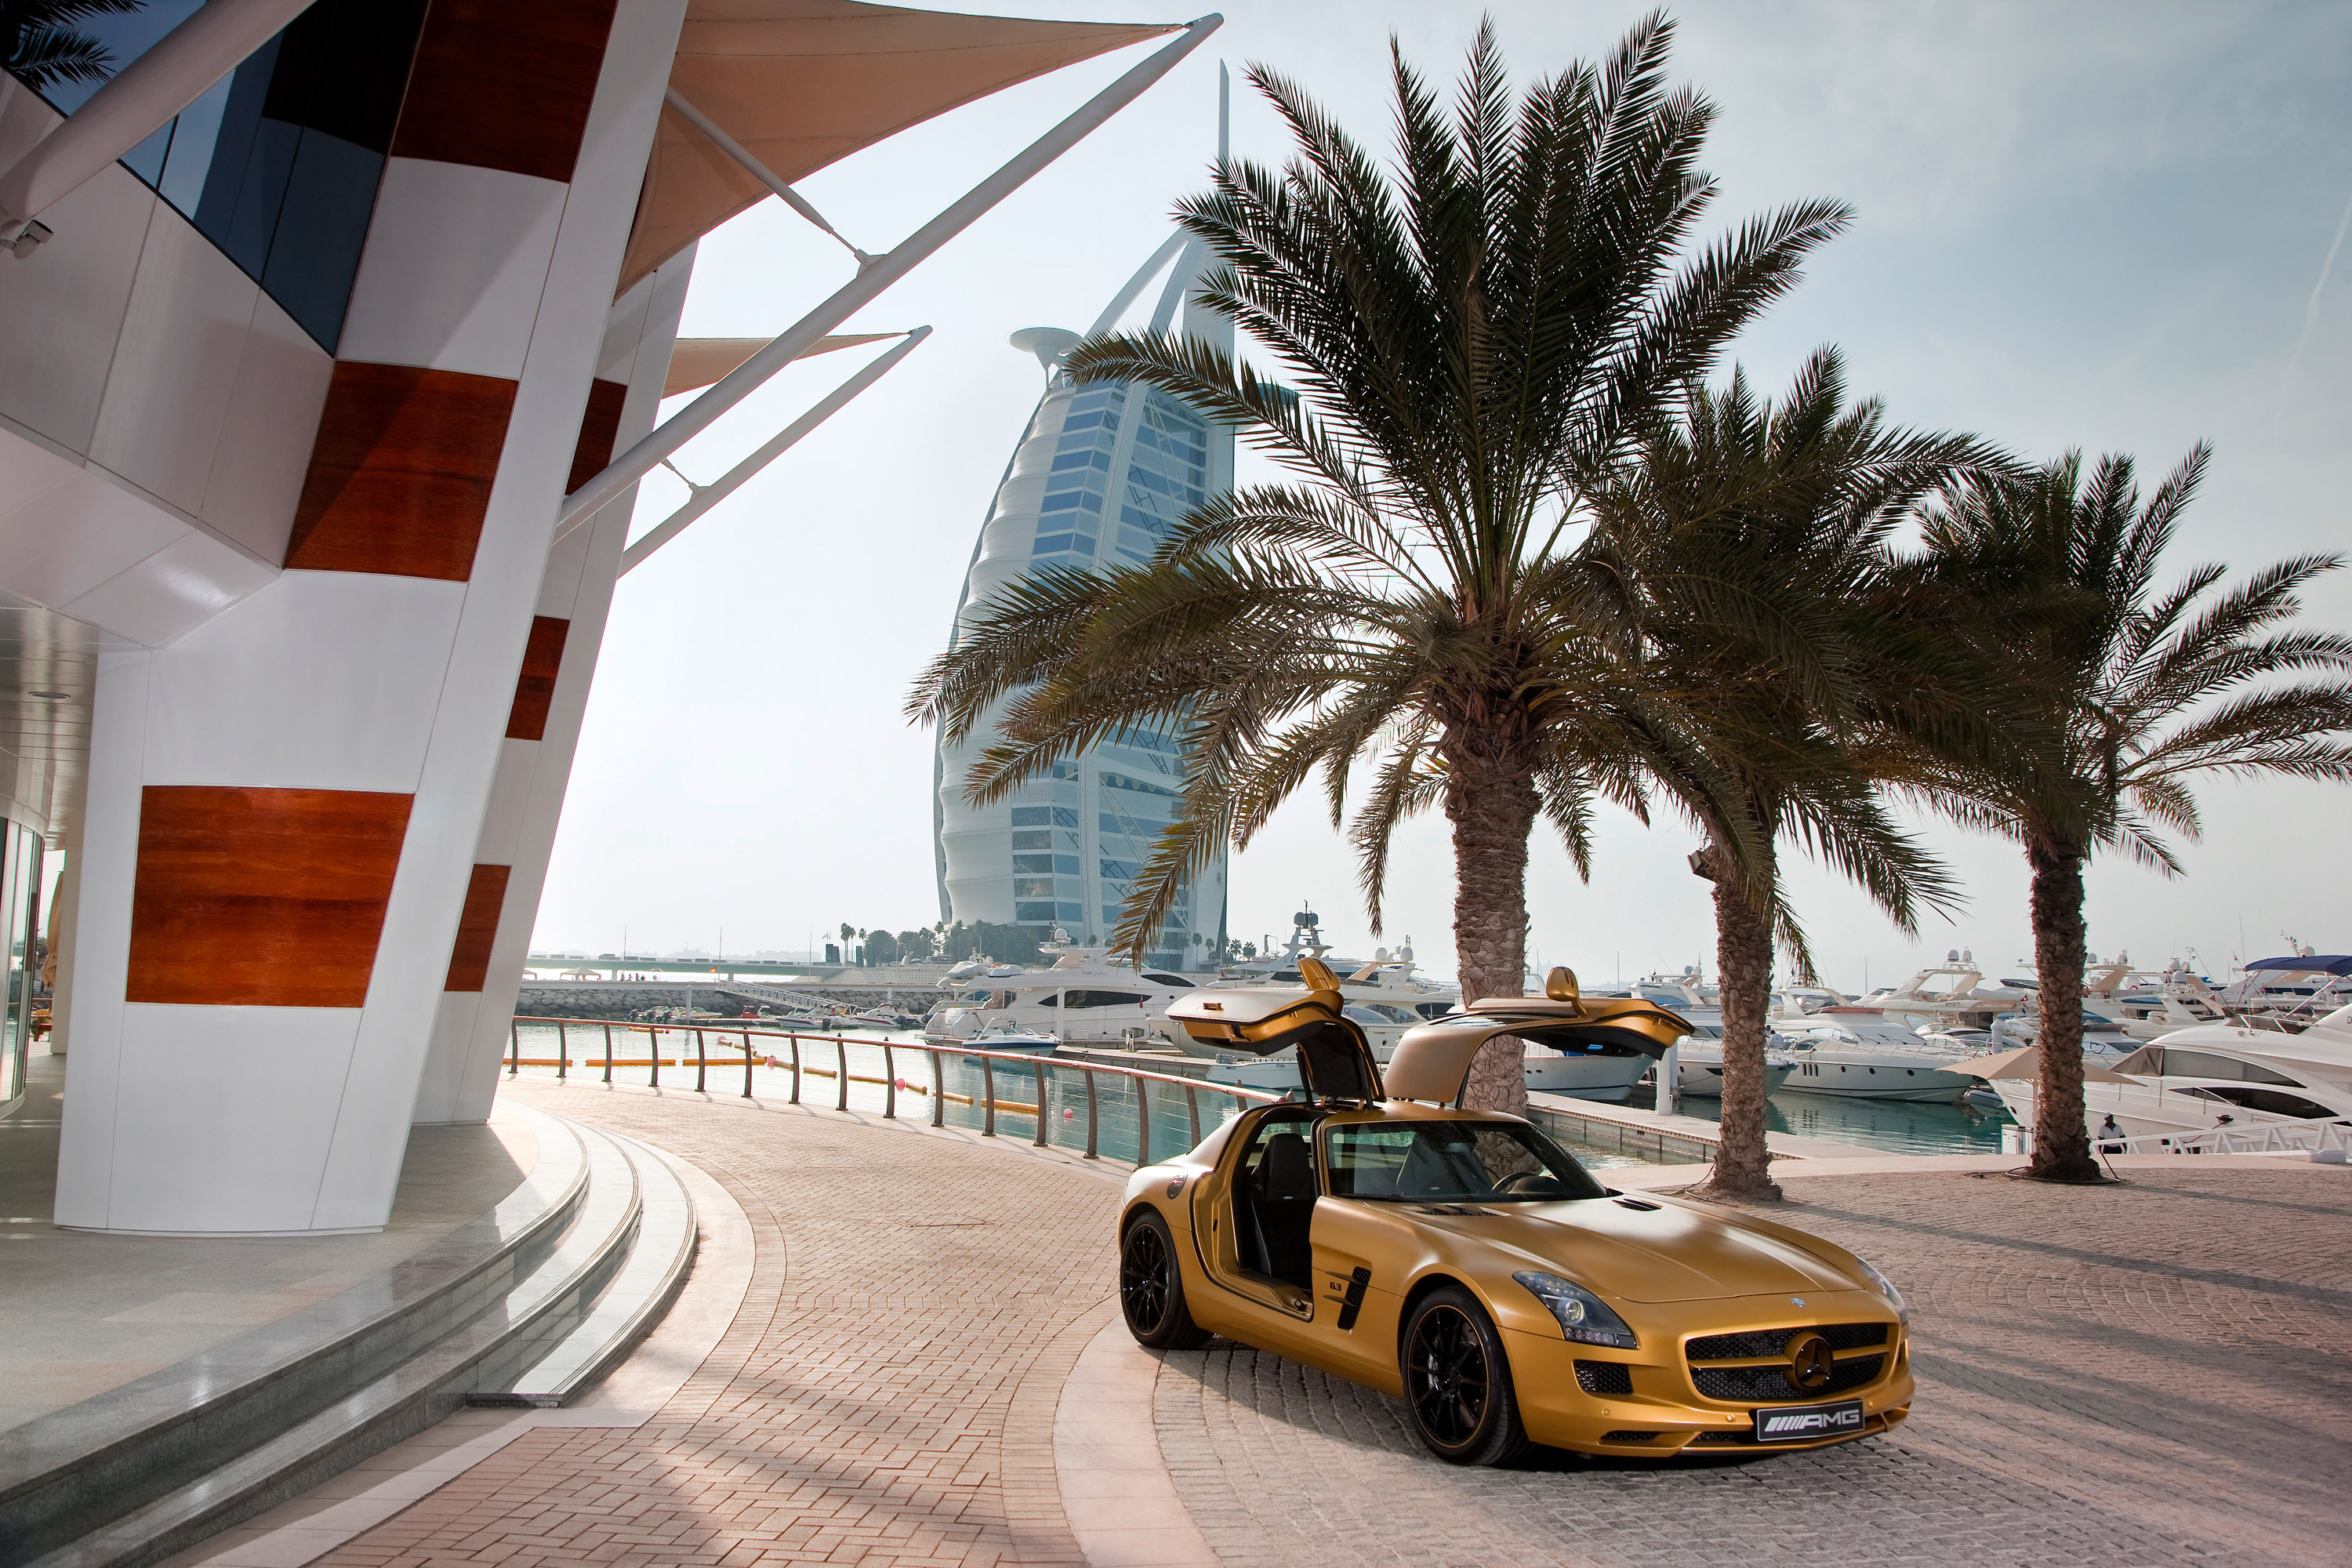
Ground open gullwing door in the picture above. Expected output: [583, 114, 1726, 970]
[1164, 958, 1381, 1102]
[1382, 967, 1695, 1105]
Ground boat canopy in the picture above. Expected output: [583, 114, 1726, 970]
[2245, 955, 2352, 975]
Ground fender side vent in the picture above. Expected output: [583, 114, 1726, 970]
[1613, 1196, 1661, 1211]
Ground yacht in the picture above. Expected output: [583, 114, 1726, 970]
[2216, 952, 2352, 1030]
[925, 938, 1200, 1046]
[1772, 1017, 1985, 1102]
[1622, 979, 1795, 1097]
[1984, 1007, 2352, 1138]
[1820, 952, 2016, 1033]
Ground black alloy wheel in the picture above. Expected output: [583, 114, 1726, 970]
[1402, 1287, 1530, 1465]
[1120, 1209, 1210, 1348]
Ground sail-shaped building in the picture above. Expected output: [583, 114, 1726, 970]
[932, 230, 1233, 970]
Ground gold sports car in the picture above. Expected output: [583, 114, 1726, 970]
[1118, 960, 1914, 1465]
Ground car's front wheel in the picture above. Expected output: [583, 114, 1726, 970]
[1120, 1209, 1210, 1349]
[1401, 1286, 1530, 1465]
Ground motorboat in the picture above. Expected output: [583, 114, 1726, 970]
[1981, 1007, 2352, 1139]
[1211, 908, 1462, 1022]
[2216, 952, 2352, 1030]
[926, 933, 1202, 1047]
[1820, 952, 2015, 1033]
[1617, 982, 1795, 1096]
[960, 1020, 1062, 1061]
[1772, 1018, 1985, 1102]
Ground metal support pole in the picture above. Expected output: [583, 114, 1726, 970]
[1033, 1061, 1050, 1148]
[602, 1025, 612, 1083]
[650, 1029, 660, 1090]
[556, 13, 1223, 535]
[930, 1047, 945, 1127]
[744, 1036, 755, 1099]
[557, 1022, 568, 1080]
[695, 1029, 707, 1093]
[662, 86, 877, 266]
[884, 1043, 897, 1120]
[1084, 1068, 1100, 1159]
[508, 1021, 518, 1076]
[982, 1057, 996, 1137]
[837, 1038, 850, 1112]
[790, 1037, 802, 1104]
[1186, 1085, 1200, 1146]
[618, 328, 931, 573]
[1138, 1082, 1152, 1167]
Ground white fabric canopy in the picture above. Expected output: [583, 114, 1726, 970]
[620, 0, 1176, 291]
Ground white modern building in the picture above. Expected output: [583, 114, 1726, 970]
[932, 233, 1233, 971]
[0, 0, 1218, 1235]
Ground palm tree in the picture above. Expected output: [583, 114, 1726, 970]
[2, 0, 143, 94]
[911, 16, 1849, 1110]
[1585, 350, 2006, 1196]
[1915, 448, 2352, 1180]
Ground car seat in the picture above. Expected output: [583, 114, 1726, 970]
[1252, 1131, 1318, 1287]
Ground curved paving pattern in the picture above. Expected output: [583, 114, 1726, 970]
[1151, 1167, 2352, 1568]
[321, 1077, 1128, 1568]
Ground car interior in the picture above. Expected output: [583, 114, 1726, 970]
[1232, 1110, 1321, 1290]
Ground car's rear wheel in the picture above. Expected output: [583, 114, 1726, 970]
[1120, 1209, 1210, 1348]
[1401, 1286, 1530, 1465]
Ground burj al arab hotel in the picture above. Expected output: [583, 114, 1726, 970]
[932, 196, 1234, 970]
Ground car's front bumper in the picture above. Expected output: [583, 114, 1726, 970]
[1503, 1293, 1914, 1457]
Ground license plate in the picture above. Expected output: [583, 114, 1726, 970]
[1752, 1398, 1865, 1443]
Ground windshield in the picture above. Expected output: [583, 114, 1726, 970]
[1325, 1121, 1606, 1203]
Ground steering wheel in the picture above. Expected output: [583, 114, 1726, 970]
[1496, 1171, 1565, 1196]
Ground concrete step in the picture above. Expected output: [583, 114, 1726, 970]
[477, 1132, 696, 1408]
[2, 1106, 688, 1568]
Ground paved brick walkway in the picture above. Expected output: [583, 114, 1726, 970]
[323, 1079, 1128, 1568]
[315, 1082, 2350, 1567]
[1152, 1166, 2352, 1568]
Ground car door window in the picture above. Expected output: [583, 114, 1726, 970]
[1325, 1123, 1605, 1202]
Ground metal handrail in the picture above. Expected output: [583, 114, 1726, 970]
[506, 1015, 1281, 1162]
[2096, 1118, 2352, 1157]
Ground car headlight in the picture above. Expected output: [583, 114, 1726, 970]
[1513, 1271, 1639, 1348]
[1854, 1255, 1908, 1324]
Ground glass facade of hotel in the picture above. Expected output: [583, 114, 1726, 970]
[934, 258, 1233, 969]
[10, 0, 428, 350]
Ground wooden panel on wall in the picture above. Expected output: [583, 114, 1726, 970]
[504, 616, 571, 742]
[285, 361, 517, 580]
[566, 377, 628, 495]
[129, 786, 413, 1008]
[442, 862, 512, 992]
[390, 0, 620, 184]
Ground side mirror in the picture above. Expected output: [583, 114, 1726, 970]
[1545, 966, 1579, 1004]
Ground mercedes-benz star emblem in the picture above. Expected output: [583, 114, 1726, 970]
[1784, 1331, 1835, 1394]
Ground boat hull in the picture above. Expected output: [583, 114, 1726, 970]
[1778, 1057, 1976, 1102]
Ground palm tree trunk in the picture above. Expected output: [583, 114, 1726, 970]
[2026, 837, 2100, 1181]
[1446, 753, 1539, 1114]
[1697, 837, 1780, 1201]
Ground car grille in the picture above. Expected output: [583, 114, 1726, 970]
[1685, 1322, 1889, 1362]
[1575, 1360, 1633, 1396]
[1691, 1354, 1884, 1403]
[1599, 1430, 1659, 1443]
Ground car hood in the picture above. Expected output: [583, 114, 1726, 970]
[1405, 1196, 1861, 1303]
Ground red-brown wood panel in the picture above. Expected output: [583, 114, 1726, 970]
[128, 786, 413, 1008]
[443, 863, 513, 993]
[390, 0, 620, 183]
[285, 361, 517, 581]
[504, 616, 572, 742]
[566, 377, 629, 495]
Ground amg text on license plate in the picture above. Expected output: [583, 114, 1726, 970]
[1752, 1399, 1864, 1443]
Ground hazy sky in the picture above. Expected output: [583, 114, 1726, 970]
[532, 0, 2352, 989]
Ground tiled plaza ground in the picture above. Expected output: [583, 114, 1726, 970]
[305, 1078, 2347, 1567]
